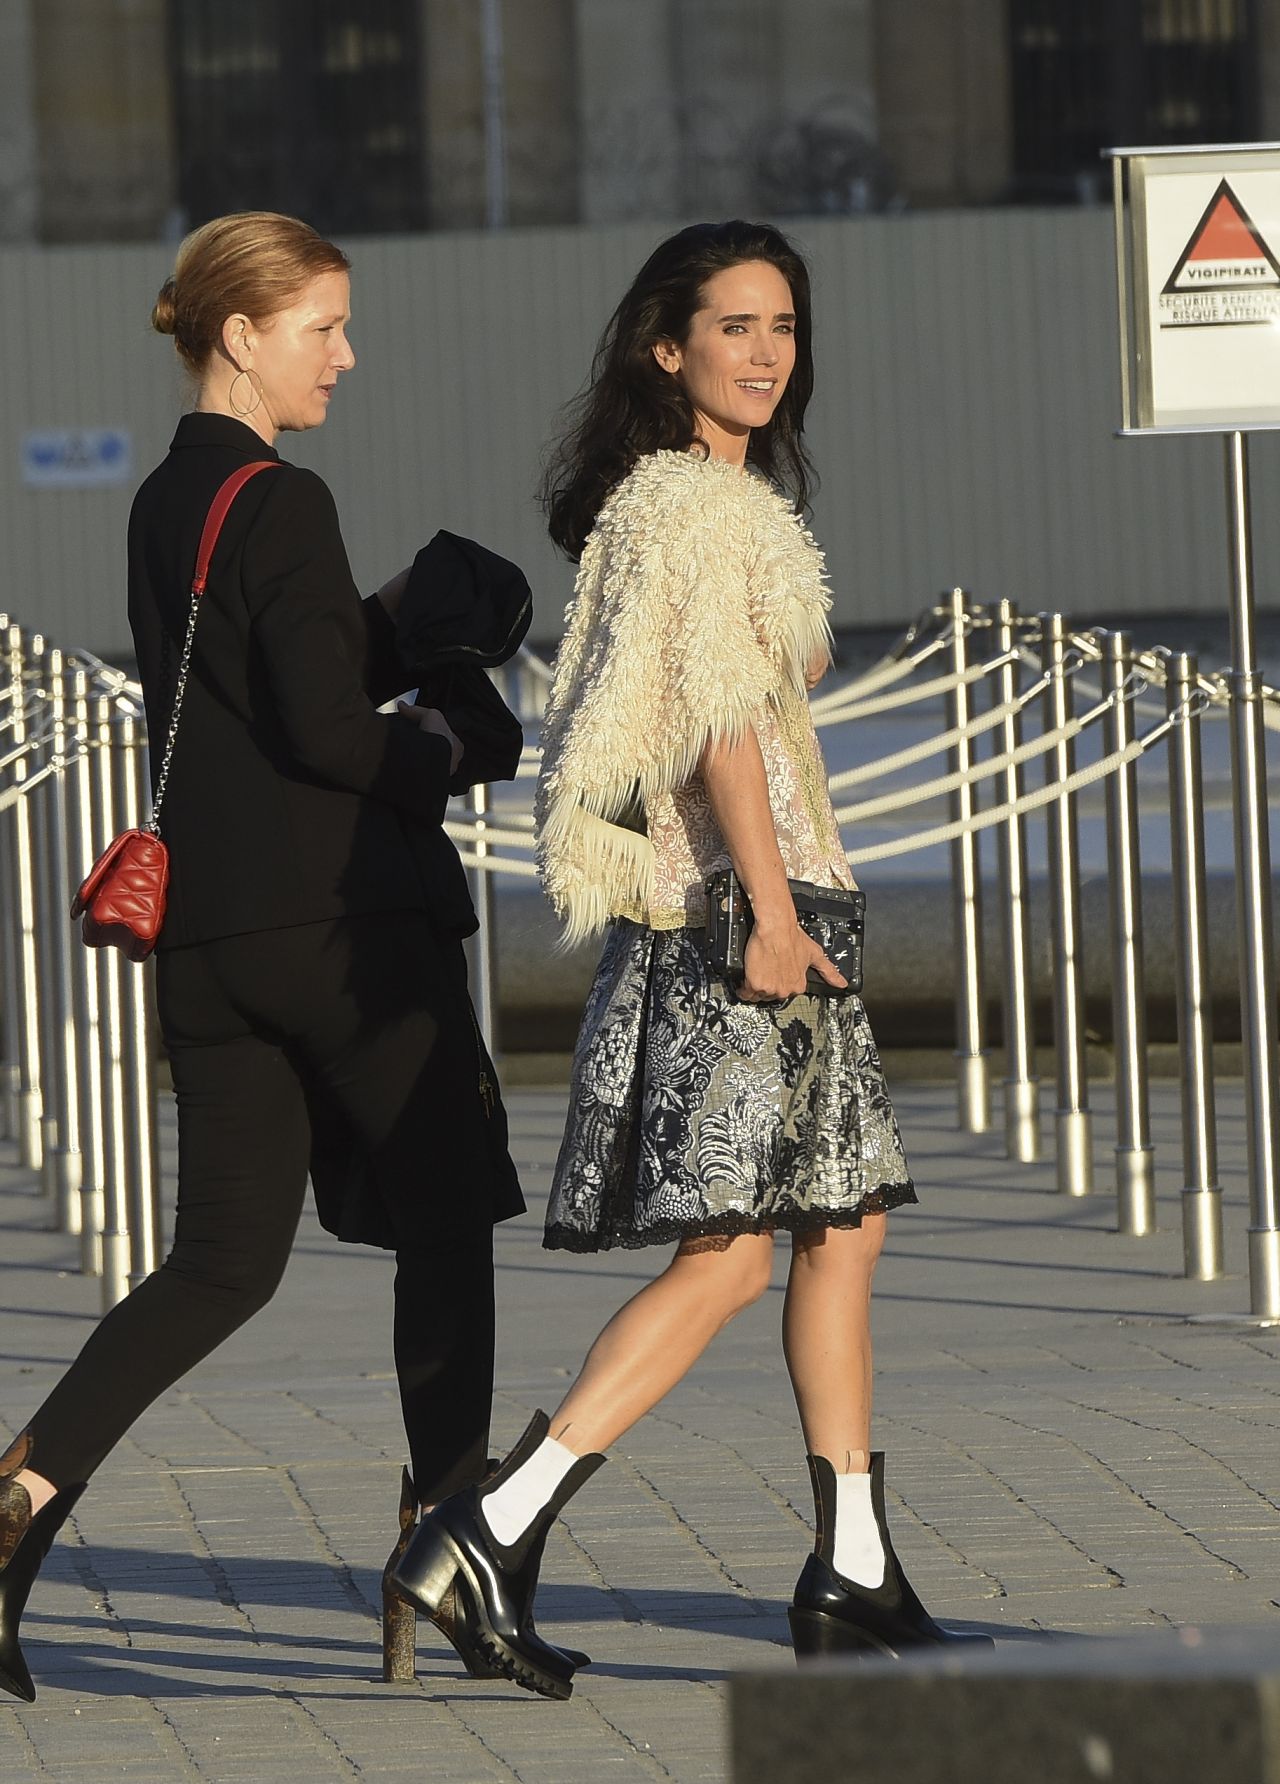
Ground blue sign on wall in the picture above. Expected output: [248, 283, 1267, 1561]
[21, 428, 133, 490]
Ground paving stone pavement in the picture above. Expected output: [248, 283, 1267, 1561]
[2, 1074, 1279, 1782]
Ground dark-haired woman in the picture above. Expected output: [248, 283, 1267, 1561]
[0, 212, 529, 1702]
[391, 222, 991, 1698]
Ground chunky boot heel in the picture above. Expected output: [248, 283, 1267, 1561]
[381, 1468, 418, 1684]
[393, 1520, 465, 1618]
[1, 1435, 86, 1704]
[787, 1605, 891, 1660]
[790, 1453, 994, 1664]
[382, 1587, 416, 1683]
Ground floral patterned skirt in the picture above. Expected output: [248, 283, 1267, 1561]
[543, 921, 917, 1253]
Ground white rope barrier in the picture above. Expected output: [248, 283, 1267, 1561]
[808, 630, 949, 718]
[826, 667, 1062, 791]
[844, 733, 1150, 866]
[452, 848, 539, 877]
[442, 818, 536, 851]
[813, 651, 1019, 727]
[831, 684, 1127, 826]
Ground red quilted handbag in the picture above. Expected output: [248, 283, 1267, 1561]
[71, 459, 279, 960]
[71, 829, 172, 962]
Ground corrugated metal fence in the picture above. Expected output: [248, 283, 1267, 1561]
[1, 207, 1276, 657]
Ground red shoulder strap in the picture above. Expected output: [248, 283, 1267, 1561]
[191, 460, 281, 596]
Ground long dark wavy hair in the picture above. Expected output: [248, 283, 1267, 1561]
[541, 220, 817, 562]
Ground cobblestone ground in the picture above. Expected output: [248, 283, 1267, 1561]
[2, 1077, 1278, 1782]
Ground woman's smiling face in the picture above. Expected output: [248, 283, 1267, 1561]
[652, 260, 797, 461]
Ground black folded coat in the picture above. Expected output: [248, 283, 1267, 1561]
[395, 529, 533, 792]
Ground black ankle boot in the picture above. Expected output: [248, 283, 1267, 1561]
[789, 1452, 994, 1662]
[390, 1412, 604, 1700]
[1, 1433, 87, 1703]
[381, 1461, 592, 1685]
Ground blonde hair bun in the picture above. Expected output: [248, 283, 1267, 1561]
[151, 276, 179, 337]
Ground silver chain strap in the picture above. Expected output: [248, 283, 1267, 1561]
[144, 586, 200, 837]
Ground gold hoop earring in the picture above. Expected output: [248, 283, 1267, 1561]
[229, 368, 263, 417]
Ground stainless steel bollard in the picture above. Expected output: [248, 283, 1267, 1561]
[30, 650, 62, 1220]
[1223, 434, 1280, 1317]
[114, 705, 162, 1286]
[1166, 652, 1223, 1281]
[1040, 613, 1092, 1197]
[7, 626, 46, 1170]
[36, 647, 83, 1233]
[91, 695, 132, 1308]
[69, 670, 107, 1274]
[1101, 632, 1155, 1236]
[946, 589, 990, 1133]
[0, 615, 22, 1141]
[993, 599, 1040, 1162]
[468, 781, 499, 1056]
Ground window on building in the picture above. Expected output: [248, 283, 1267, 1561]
[170, 0, 427, 235]
[1010, 0, 1259, 202]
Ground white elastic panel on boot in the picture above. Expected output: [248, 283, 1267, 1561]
[832, 1469, 886, 1588]
[480, 1435, 580, 1548]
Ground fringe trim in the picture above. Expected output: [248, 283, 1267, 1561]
[539, 798, 656, 948]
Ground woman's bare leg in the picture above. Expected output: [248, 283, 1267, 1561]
[782, 1216, 887, 1470]
[549, 1232, 775, 1455]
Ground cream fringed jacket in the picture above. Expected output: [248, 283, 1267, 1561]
[535, 449, 855, 943]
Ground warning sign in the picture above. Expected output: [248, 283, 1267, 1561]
[1111, 145, 1280, 431]
[1159, 179, 1280, 328]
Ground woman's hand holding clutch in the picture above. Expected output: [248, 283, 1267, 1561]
[740, 916, 846, 1003]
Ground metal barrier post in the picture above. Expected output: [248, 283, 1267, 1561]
[946, 588, 989, 1133]
[1102, 631, 1155, 1236]
[69, 668, 106, 1275]
[1166, 652, 1223, 1280]
[36, 647, 83, 1233]
[92, 694, 131, 1308]
[1040, 613, 1092, 1196]
[469, 782, 499, 1055]
[7, 625, 45, 1170]
[993, 598, 1040, 1162]
[0, 615, 21, 1140]
[115, 705, 162, 1285]
[1223, 433, 1280, 1317]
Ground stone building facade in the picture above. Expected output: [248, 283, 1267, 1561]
[0, 0, 1275, 243]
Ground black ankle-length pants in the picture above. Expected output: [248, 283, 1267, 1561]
[26, 914, 497, 1500]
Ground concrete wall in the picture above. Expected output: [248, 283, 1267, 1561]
[3, 209, 1279, 660]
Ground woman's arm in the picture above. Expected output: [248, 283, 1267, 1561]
[242, 469, 455, 826]
[701, 726, 846, 1001]
[361, 569, 413, 707]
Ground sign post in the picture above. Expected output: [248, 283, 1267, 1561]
[1112, 142, 1280, 1322]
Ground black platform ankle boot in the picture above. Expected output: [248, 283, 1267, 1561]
[1, 1433, 87, 1703]
[789, 1452, 994, 1662]
[390, 1411, 604, 1700]
[380, 1462, 592, 1685]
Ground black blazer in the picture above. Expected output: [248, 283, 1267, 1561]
[128, 413, 487, 949]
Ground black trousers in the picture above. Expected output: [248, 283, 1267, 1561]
[26, 914, 497, 1501]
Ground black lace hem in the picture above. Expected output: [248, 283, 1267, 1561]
[542, 1179, 918, 1254]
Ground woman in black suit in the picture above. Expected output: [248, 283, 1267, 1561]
[0, 211, 526, 1701]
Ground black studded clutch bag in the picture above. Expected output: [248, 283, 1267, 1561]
[703, 870, 864, 998]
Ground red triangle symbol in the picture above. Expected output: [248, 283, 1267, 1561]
[1188, 191, 1265, 261]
